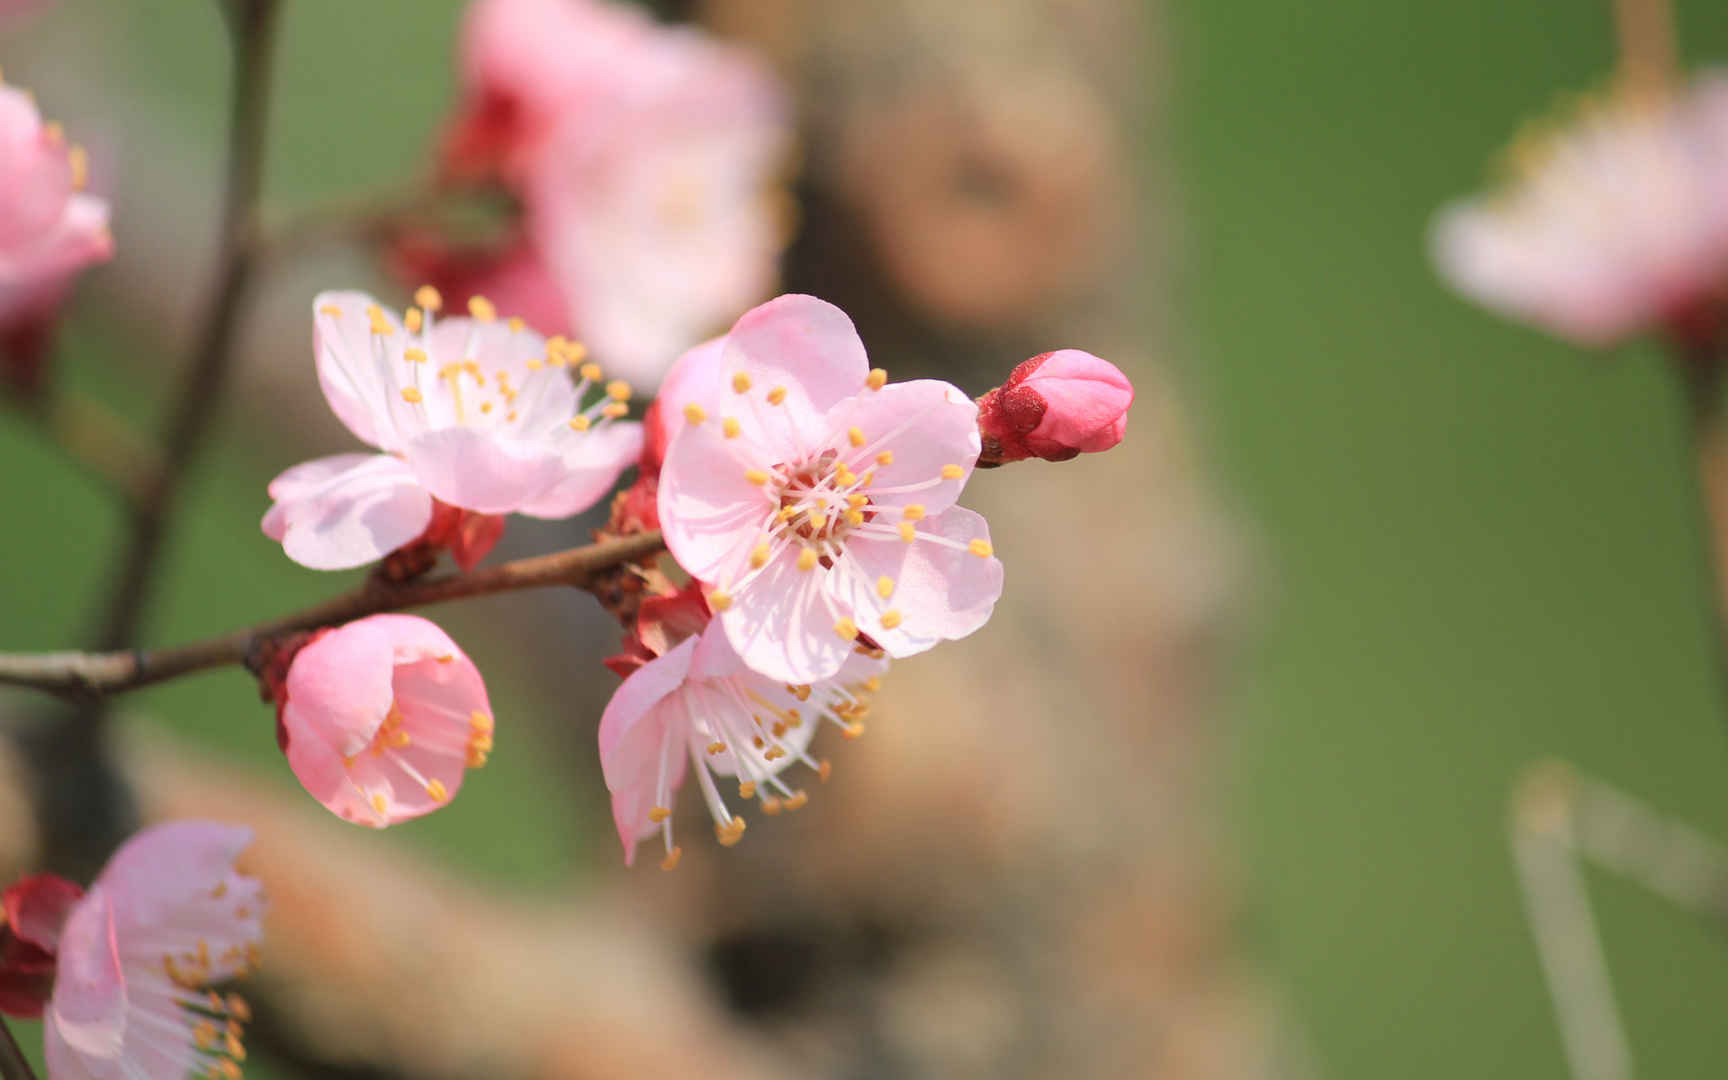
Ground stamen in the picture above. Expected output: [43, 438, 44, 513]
[867, 368, 888, 390]
[366, 305, 394, 336]
[880, 609, 903, 629]
[903, 504, 925, 520]
[797, 548, 818, 571]
[750, 543, 771, 568]
[941, 464, 965, 479]
[415, 285, 443, 311]
[761, 797, 784, 816]
[817, 759, 833, 782]
[684, 403, 708, 424]
[766, 385, 787, 405]
[710, 589, 733, 611]
[744, 468, 770, 485]
[877, 576, 895, 598]
[67, 145, 88, 190]
[401, 387, 423, 404]
[579, 361, 602, 381]
[370, 792, 388, 816]
[723, 417, 741, 438]
[849, 426, 866, 447]
[606, 380, 632, 402]
[783, 791, 809, 811]
[876, 450, 894, 466]
[738, 781, 757, 799]
[844, 509, 865, 526]
[969, 539, 994, 558]
[404, 307, 424, 333]
[707, 741, 728, 755]
[507, 316, 525, 333]
[569, 416, 592, 431]
[648, 806, 672, 823]
[834, 617, 860, 640]
[319, 304, 343, 318]
[848, 493, 869, 508]
[601, 402, 628, 419]
[426, 779, 449, 801]
[808, 511, 828, 529]
[899, 522, 916, 542]
[468, 296, 497, 322]
[715, 818, 748, 846]
[660, 846, 683, 871]
[732, 372, 753, 393]
[404, 347, 427, 364]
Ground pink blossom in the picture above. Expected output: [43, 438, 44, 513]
[0, 81, 113, 394]
[599, 586, 884, 868]
[277, 615, 495, 827]
[41, 822, 263, 1080]
[1431, 77, 1728, 345]
[262, 289, 642, 570]
[438, 0, 792, 388]
[658, 295, 1004, 684]
[977, 349, 1133, 463]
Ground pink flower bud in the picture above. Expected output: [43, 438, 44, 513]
[278, 615, 495, 827]
[976, 349, 1133, 464]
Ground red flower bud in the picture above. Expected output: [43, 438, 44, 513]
[976, 350, 1133, 465]
[0, 873, 84, 1019]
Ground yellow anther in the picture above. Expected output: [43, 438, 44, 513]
[710, 589, 733, 611]
[834, 617, 860, 641]
[401, 387, 423, 404]
[732, 371, 752, 393]
[526, 358, 544, 370]
[42, 122, 62, 145]
[875, 450, 894, 466]
[480, 401, 495, 415]
[707, 741, 728, 755]
[771, 721, 787, 737]
[684, 403, 708, 424]
[744, 468, 770, 485]
[764, 746, 787, 761]
[468, 295, 497, 322]
[880, 609, 903, 630]
[848, 493, 869, 508]
[318, 304, 343, 318]
[808, 511, 827, 530]
[426, 779, 449, 802]
[569, 415, 592, 431]
[835, 463, 857, 486]
[761, 797, 784, 816]
[784, 790, 809, 811]
[902, 504, 925, 521]
[648, 806, 672, 823]
[899, 522, 917, 542]
[660, 846, 683, 871]
[547, 350, 568, 368]
[722, 417, 741, 438]
[471, 710, 493, 732]
[579, 361, 602, 381]
[225, 1033, 246, 1060]
[739, 781, 757, 799]
[750, 543, 770, 569]
[404, 307, 424, 333]
[414, 285, 443, 311]
[863, 677, 882, 693]
[839, 508, 861, 526]
[941, 463, 965, 479]
[370, 792, 388, 816]
[866, 368, 888, 390]
[876, 575, 895, 599]
[195, 1022, 217, 1050]
[227, 994, 252, 1021]
[817, 759, 833, 782]
[752, 735, 766, 749]
[67, 145, 88, 190]
[404, 347, 427, 364]
[387, 727, 411, 749]
[843, 722, 866, 739]
[777, 506, 798, 523]
[796, 547, 818, 571]
[861, 470, 876, 488]
[716, 818, 748, 846]
[789, 684, 812, 702]
[366, 305, 394, 336]
[606, 379, 632, 402]
[969, 538, 994, 557]
[766, 385, 787, 405]
[601, 402, 629, 419]
[849, 426, 866, 447]
[507, 316, 525, 332]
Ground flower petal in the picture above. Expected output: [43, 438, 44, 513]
[45, 887, 126, 1060]
[599, 636, 698, 865]
[402, 425, 571, 515]
[314, 290, 406, 450]
[517, 419, 644, 519]
[658, 416, 777, 582]
[714, 295, 870, 455]
[829, 506, 1003, 658]
[719, 545, 860, 683]
[823, 379, 981, 516]
[262, 453, 432, 571]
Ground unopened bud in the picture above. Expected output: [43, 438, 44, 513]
[975, 350, 1133, 466]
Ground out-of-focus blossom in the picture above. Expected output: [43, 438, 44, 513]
[1431, 77, 1728, 345]
[0, 81, 112, 395]
[277, 615, 494, 827]
[17, 823, 264, 1080]
[658, 294, 1003, 684]
[429, 0, 792, 388]
[600, 583, 884, 868]
[261, 289, 642, 570]
[0, 873, 80, 1018]
[976, 349, 1133, 464]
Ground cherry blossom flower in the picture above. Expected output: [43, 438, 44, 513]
[431, 0, 792, 388]
[262, 288, 642, 570]
[1431, 76, 1728, 345]
[0, 79, 113, 395]
[277, 615, 495, 827]
[976, 349, 1133, 464]
[658, 294, 1004, 684]
[600, 584, 884, 869]
[35, 822, 263, 1080]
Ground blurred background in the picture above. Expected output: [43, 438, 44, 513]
[4, 0, 1728, 1077]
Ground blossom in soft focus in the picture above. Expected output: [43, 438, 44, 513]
[0, 873, 80, 1018]
[1431, 76, 1728, 345]
[277, 615, 494, 827]
[600, 584, 885, 868]
[976, 349, 1133, 464]
[33, 823, 262, 1080]
[433, 0, 792, 388]
[0, 79, 113, 394]
[261, 289, 642, 570]
[659, 294, 1004, 684]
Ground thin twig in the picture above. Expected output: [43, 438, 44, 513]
[92, 0, 281, 654]
[0, 1018, 36, 1080]
[0, 531, 664, 701]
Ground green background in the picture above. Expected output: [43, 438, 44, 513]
[4, 0, 1728, 1076]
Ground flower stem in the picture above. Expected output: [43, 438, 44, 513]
[0, 1018, 38, 1080]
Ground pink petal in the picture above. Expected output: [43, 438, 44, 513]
[599, 636, 698, 864]
[93, 822, 253, 931]
[45, 887, 125, 1060]
[313, 290, 404, 450]
[401, 425, 571, 515]
[714, 295, 870, 455]
[516, 419, 644, 519]
[658, 417, 777, 582]
[829, 506, 1003, 658]
[821, 379, 981, 516]
[718, 547, 861, 683]
[2, 873, 83, 953]
[261, 453, 432, 571]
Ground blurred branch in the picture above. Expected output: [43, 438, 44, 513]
[0, 530, 665, 701]
[92, 0, 282, 655]
[0, 1018, 37, 1080]
[1613, 0, 1677, 100]
[261, 187, 441, 265]
[7, 391, 164, 507]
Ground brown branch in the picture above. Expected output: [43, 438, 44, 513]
[0, 531, 664, 702]
[0, 1018, 36, 1080]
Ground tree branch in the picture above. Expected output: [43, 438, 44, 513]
[0, 1018, 37, 1080]
[0, 531, 664, 701]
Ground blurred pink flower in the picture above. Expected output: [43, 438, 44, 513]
[435, 0, 792, 388]
[658, 295, 1003, 684]
[41, 822, 263, 1080]
[977, 349, 1133, 463]
[0, 81, 112, 394]
[278, 615, 495, 827]
[1431, 77, 1728, 345]
[262, 289, 642, 570]
[600, 585, 884, 868]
